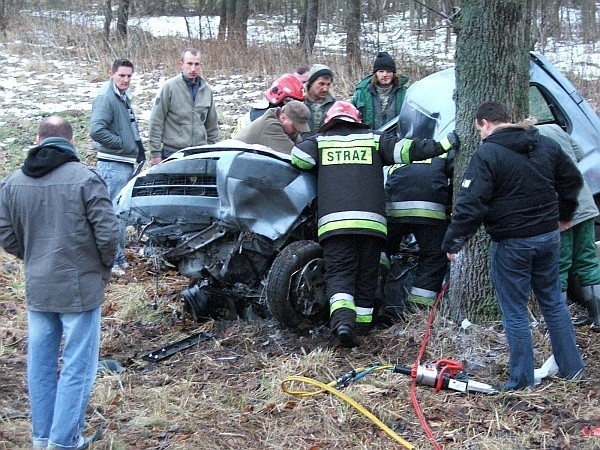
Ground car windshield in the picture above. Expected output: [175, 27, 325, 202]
[396, 99, 440, 140]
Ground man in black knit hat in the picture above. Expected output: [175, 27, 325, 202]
[303, 64, 337, 137]
[352, 51, 409, 129]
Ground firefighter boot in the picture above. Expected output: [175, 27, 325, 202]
[580, 285, 600, 330]
[330, 308, 359, 348]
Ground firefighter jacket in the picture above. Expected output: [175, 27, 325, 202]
[291, 122, 453, 242]
[385, 150, 454, 225]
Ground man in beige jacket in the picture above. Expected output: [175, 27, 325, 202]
[148, 48, 219, 160]
[235, 100, 310, 154]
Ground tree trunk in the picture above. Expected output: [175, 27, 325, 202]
[103, 0, 112, 42]
[298, 0, 307, 48]
[225, 0, 236, 41]
[0, 0, 6, 35]
[300, 0, 318, 59]
[218, 0, 227, 41]
[116, 0, 130, 39]
[580, 1, 597, 44]
[443, 0, 532, 323]
[232, 0, 249, 48]
[345, 0, 361, 79]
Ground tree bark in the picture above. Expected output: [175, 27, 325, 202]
[116, 0, 130, 39]
[225, 0, 236, 41]
[103, 0, 112, 42]
[298, 0, 307, 47]
[0, 0, 6, 35]
[300, 0, 318, 58]
[345, 0, 362, 79]
[232, 0, 249, 48]
[443, 0, 532, 323]
[218, 0, 227, 41]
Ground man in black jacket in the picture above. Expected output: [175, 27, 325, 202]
[442, 101, 585, 390]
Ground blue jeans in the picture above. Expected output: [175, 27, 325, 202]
[97, 160, 134, 266]
[28, 308, 101, 449]
[490, 230, 584, 389]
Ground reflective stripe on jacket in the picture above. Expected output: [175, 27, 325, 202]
[385, 151, 453, 224]
[291, 124, 451, 241]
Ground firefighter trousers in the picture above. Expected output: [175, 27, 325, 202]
[321, 234, 384, 324]
[386, 221, 449, 306]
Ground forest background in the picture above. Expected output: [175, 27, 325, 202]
[0, 1, 600, 449]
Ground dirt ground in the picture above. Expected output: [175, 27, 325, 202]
[1, 244, 599, 450]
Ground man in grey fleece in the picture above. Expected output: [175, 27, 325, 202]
[537, 123, 600, 329]
[90, 58, 151, 276]
[148, 48, 220, 160]
[0, 116, 118, 449]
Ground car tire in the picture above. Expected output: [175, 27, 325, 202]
[266, 240, 329, 329]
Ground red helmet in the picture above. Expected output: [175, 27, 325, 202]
[264, 74, 305, 105]
[323, 101, 362, 125]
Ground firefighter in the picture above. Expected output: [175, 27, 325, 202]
[291, 101, 458, 347]
[384, 149, 454, 310]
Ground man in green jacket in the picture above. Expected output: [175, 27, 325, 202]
[90, 58, 151, 276]
[148, 48, 219, 160]
[351, 51, 409, 129]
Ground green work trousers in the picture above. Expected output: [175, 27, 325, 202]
[559, 218, 600, 291]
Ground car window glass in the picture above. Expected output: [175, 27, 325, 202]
[529, 85, 555, 123]
[397, 99, 439, 139]
[529, 84, 569, 132]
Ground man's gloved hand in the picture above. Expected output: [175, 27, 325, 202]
[440, 131, 460, 151]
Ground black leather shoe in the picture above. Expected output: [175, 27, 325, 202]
[337, 324, 359, 348]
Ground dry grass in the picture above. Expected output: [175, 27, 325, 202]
[1, 245, 599, 449]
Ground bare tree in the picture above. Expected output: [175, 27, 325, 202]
[443, 0, 532, 323]
[225, 0, 236, 40]
[232, 0, 249, 47]
[116, 0, 130, 39]
[0, 0, 6, 36]
[218, 0, 227, 40]
[103, 0, 112, 42]
[579, 0, 597, 44]
[299, 0, 319, 59]
[345, 0, 362, 78]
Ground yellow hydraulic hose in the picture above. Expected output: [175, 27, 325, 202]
[281, 365, 416, 450]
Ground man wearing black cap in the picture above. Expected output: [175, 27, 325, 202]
[303, 64, 337, 137]
[351, 51, 409, 129]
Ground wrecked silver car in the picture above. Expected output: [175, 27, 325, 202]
[116, 140, 328, 328]
[118, 52, 600, 328]
[389, 51, 600, 197]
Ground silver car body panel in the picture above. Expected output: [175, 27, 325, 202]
[117, 140, 317, 243]
[388, 51, 600, 195]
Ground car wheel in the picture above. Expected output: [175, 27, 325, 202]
[266, 240, 328, 329]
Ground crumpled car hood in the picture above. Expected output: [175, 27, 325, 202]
[117, 141, 317, 242]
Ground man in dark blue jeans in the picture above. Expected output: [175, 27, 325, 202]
[442, 101, 585, 390]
